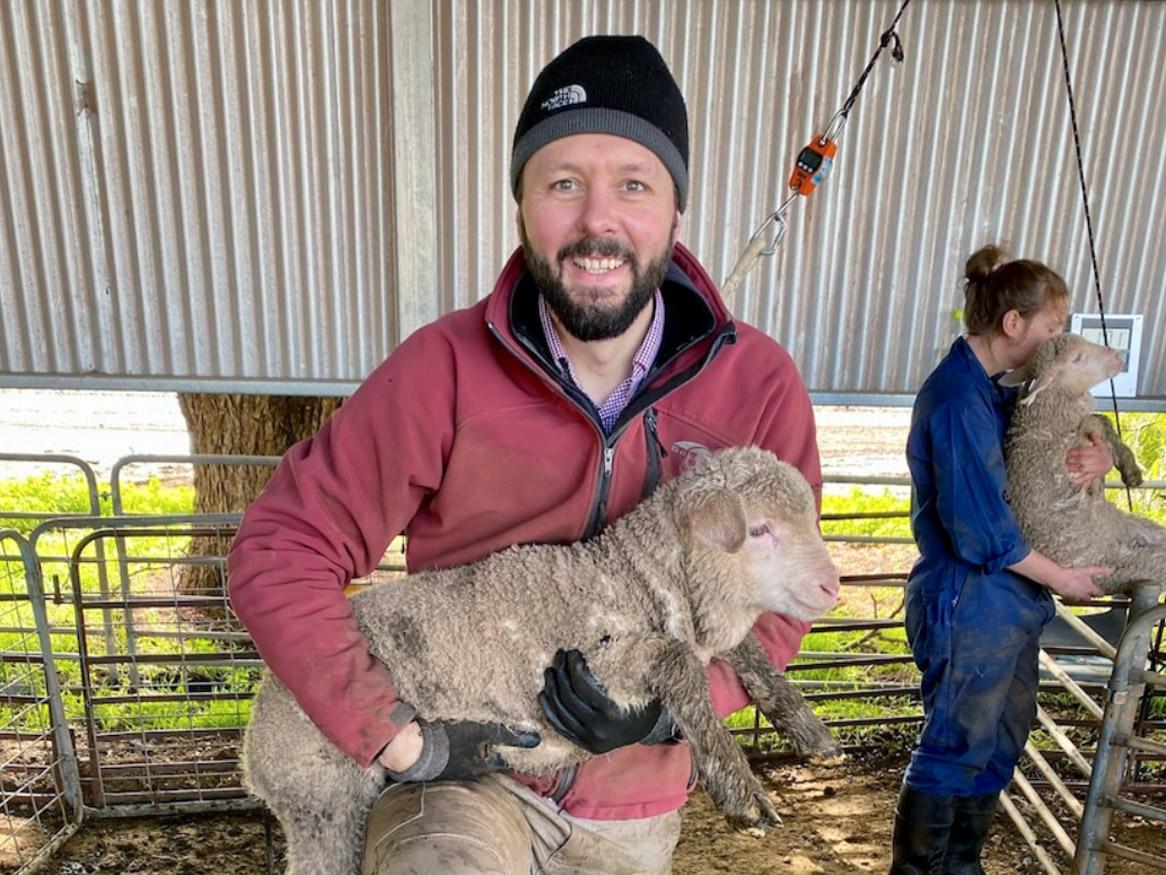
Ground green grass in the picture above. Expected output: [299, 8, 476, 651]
[0, 471, 195, 534]
[821, 487, 911, 539]
[1, 471, 242, 735]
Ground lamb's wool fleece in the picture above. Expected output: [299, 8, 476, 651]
[243, 446, 840, 875]
[1003, 333, 1164, 595]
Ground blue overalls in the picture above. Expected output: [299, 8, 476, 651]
[903, 337, 1055, 797]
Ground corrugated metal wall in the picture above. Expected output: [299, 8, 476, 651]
[2, 1, 1164, 401]
[0, 0, 396, 389]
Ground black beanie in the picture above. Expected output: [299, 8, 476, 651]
[510, 35, 689, 211]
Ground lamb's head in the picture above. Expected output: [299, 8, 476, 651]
[669, 447, 839, 623]
[999, 333, 1123, 406]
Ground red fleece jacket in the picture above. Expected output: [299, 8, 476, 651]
[227, 243, 822, 819]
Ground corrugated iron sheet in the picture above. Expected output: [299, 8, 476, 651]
[2, 1, 1164, 401]
[0, 0, 395, 388]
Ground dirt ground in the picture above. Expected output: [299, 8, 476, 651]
[27, 749, 1164, 874]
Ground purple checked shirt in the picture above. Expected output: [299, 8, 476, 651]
[538, 289, 665, 434]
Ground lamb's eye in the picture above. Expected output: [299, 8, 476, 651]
[748, 524, 770, 538]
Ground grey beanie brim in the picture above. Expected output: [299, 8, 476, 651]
[511, 108, 688, 211]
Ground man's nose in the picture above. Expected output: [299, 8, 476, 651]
[577, 188, 619, 236]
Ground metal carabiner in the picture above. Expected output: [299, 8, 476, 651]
[720, 192, 800, 303]
[753, 210, 787, 257]
[822, 110, 848, 146]
[759, 191, 799, 254]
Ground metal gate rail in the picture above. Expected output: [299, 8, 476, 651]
[30, 515, 258, 817]
[1074, 590, 1166, 874]
[0, 530, 82, 875]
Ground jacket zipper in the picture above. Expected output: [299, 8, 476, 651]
[486, 317, 728, 804]
[581, 444, 616, 541]
[641, 406, 667, 500]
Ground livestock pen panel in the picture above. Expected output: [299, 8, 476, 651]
[0, 530, 80, 875]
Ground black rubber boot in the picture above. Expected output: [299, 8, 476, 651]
[942, 792, 999, 874]
[889, 784, 955, 874]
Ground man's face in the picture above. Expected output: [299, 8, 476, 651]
[518, 134, 682, 341]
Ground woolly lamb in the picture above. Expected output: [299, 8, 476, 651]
[1000, 333, 1163, 595]
[243, 446, 841, 874]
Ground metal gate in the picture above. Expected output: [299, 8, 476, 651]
[0, 458, 1162, 872]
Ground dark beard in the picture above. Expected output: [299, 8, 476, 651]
[521, 233, 671, 342]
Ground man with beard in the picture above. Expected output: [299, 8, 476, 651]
[228, 35, 821, 874]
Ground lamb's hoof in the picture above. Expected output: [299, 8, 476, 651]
[808, 750, 847, 767]
[793, 732, 841, 762]
[725, 788, 782, 835]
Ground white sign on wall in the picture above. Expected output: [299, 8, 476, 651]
[1070, 313, 1143, 398]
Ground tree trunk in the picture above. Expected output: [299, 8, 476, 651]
[176, 393, 342, 598]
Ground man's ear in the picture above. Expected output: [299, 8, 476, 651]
[684, 491, 747, 553]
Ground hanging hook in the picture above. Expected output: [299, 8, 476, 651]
[721, 193, 799, 303]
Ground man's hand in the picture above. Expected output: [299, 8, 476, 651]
[378, 719, 540, 782]
[1065, 432, 1114, 487]
[378, 720, 424, 773]
[538, 649, 664, 754]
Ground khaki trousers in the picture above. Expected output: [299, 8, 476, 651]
[361, 774, 682, 874]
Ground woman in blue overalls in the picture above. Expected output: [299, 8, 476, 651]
[890, 245, 1113, 874]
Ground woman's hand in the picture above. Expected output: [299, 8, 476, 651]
[1065, 433, 1114, 487]
[1045, 565, 1109, 603]
[1009, 550, 1108, 603]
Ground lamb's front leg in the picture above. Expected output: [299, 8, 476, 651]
[1085, 414, 1143, 487]
[723, 635, 839, 760]
[645, 638, 781, 834]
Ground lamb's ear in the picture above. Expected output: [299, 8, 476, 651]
[997, 361, 1035, 388]
[1017, 367, 1062, 406]
[685, 490, 747, 553]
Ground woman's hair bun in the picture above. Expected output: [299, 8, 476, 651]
[965, 245, 1008, 283]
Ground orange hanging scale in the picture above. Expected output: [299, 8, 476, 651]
[788, 135, 838, 196]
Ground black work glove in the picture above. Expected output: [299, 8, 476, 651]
[385, 718, 541, 783]
[538, 649, 663, 754]
[639, 708, 683, 746]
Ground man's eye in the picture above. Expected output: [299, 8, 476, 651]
[552, 179, 577, 192]
[624, 181, 645, 192]
[748, 524, 770, 538]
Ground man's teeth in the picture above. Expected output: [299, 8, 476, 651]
[573, 256, 625, 274]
